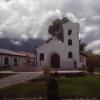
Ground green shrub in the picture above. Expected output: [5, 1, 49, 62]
[87, 66, 95, 75]
[43, 66, 53, 78]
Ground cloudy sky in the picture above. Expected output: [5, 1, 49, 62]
[0, 0, 100, 53]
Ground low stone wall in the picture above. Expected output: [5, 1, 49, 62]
[12, 65, 38, 72]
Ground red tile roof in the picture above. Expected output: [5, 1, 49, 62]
[18, 51, 34, 58]
[0, 49, 26, 57]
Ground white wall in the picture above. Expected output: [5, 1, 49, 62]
[80, 55, 86, 67]
[0, 54, 27, 68]
[63, 22, 80, 67]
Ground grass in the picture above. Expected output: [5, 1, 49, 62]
[58, 76, 100, 97]
[0, 73, 15, 79]
[0, 80, 47, 97]
[0, 76, 100, 97]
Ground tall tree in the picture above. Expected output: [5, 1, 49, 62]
[79, 39, 87, 52]
[48, 17, 69, 42]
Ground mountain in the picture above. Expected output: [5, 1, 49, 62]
[0, 38, 45, 52]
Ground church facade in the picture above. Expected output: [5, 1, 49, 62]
[36, 18, 86, 70]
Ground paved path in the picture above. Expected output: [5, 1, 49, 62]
[0, 72, 43, 89]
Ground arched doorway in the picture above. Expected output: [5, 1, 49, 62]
[4, 57, 9, 66]
[51, 53, 60, 68]
[14, 58, 18, 66]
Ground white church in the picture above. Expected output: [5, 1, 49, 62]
[36, 17, 86, 70]
[0, 17, 86, 72]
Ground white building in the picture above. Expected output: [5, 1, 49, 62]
[36, 18, 86, 70]
[0, 49, 26, 69]
[0, 49, 34, 71]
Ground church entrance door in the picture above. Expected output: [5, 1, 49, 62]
[51, 53, 60, 68]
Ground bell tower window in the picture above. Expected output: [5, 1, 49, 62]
[68, 52, 73, 58]
[68, 39, 72, 45]
[68, 29, 72, 35]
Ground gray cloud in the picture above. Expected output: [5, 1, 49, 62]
[0, 0, 100, 52]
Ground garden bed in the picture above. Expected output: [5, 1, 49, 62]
[52, 71, 86, 77]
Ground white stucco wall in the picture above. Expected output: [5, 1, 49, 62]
[0, 54, 27, 68]
[63, 22, 81, 67]
[36, 21, 82, 70]
[80, 55, 86, 67]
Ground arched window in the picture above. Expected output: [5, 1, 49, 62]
[68, 52, 73, 58]
[14, 58, 18, 66]
[68, 39, 72, 45]
[68, 29, 72, 35]
[40, 53, 44, 61]
[4, 57, 9, 65]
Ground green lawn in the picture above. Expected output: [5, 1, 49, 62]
[59, 76, 100, 97]
[0, 76, 100, 97]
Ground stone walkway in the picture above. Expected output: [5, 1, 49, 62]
[0, 72, 42, 89]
